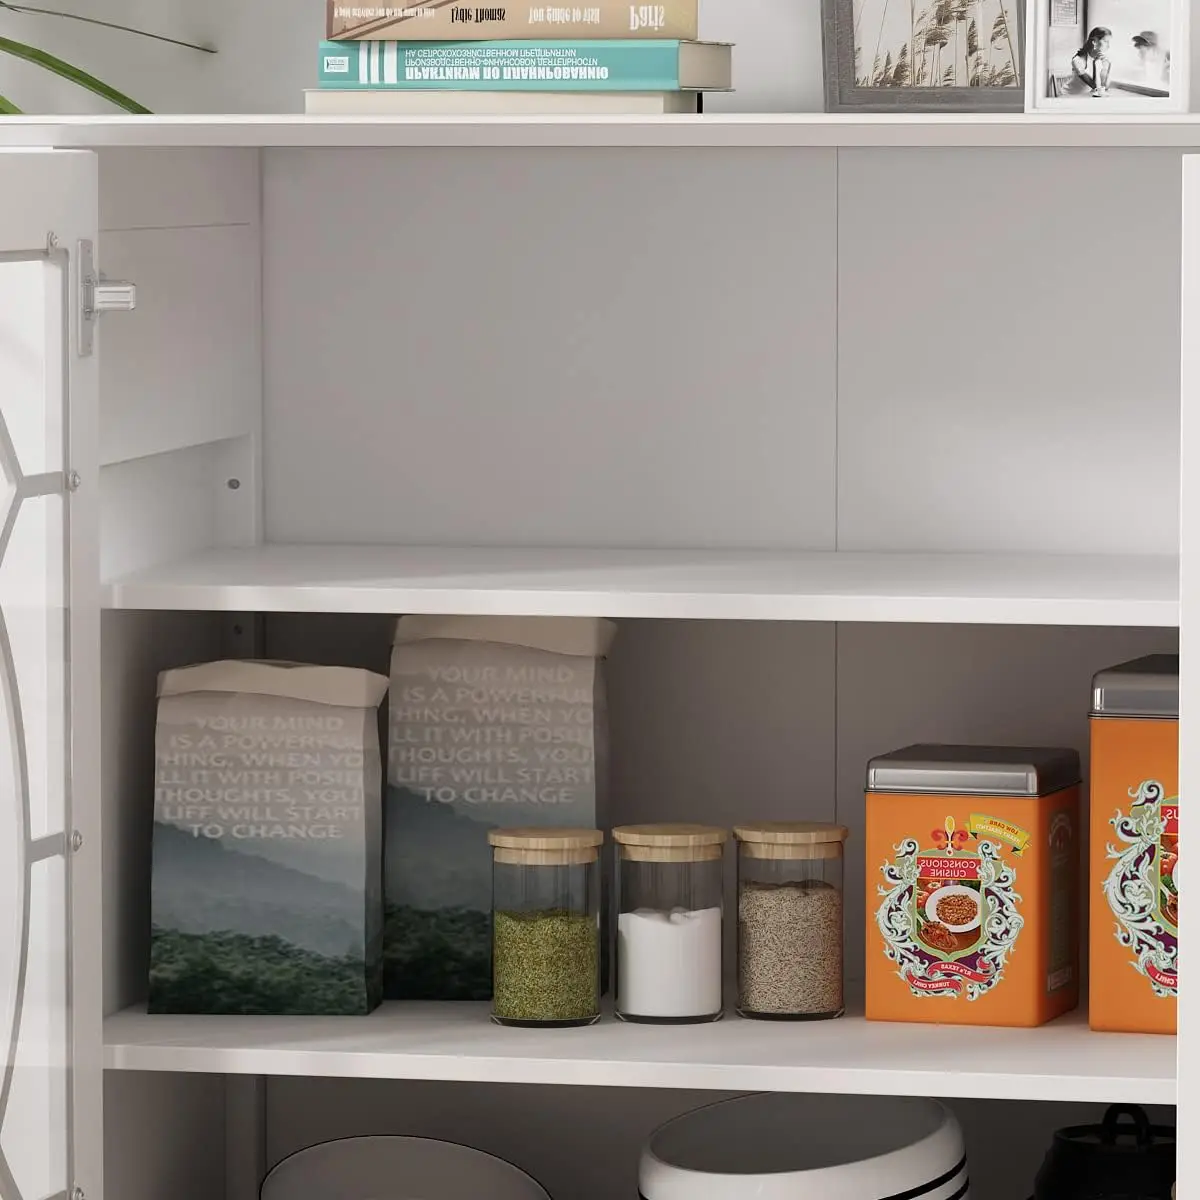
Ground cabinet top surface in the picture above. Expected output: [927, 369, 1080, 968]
[10, 113, 1200, 148]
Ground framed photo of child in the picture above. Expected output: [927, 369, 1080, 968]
[1027, 0, 1188, 111]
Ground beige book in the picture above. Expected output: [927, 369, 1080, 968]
[305, 88, 700, 114]
[328, 0, 698, 40]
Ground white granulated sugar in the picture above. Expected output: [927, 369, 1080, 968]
[617, 906, 723, 1019]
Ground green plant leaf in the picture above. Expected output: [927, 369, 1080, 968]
[0, 35, 150, 112]
[0, 91, 22, 113]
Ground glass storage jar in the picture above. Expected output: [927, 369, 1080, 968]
[488, 827, 604, 1028]
[613, 824, 728, 1024]
[734, 822, 849, 1020]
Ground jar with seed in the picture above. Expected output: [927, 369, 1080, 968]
[488, 827, 604, 1028]
[734, 821, 849, 1020]
[613, 824, 728, 1024]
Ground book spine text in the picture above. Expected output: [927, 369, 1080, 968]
[328, 2, 697, 40]
[319, 39, 688, 90]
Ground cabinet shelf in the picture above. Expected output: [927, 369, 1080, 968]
[103, 1003, 1175, 1104]
[102, 545, 1179, 625]
[11, 113, 1200, 149]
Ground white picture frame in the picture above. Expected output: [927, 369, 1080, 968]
[1026, 0, 1188, 111]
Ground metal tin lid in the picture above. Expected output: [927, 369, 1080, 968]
[866, 745, 1081, 798]
[1091, 653, 1179, 719]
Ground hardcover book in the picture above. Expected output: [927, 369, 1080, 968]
[328, 1, 698, 41]
[319, 38, 732, 91]
[305, 88, 700, 112]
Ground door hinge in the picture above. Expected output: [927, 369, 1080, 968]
[79, 239, 137, 358]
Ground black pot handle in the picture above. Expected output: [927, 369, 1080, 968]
[1101, 1104, 1153, 1148]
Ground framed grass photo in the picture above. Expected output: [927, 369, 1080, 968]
[1027, 0, 1188, 112]
[823, 0, 1025, 111]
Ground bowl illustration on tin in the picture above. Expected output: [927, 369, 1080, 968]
[925, 885, 981, 933]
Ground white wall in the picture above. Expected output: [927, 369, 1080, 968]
[0, 0, 823, 114]
[5, 0, 1200, 113]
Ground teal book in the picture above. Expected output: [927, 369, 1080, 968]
[318, 39, 731, 91]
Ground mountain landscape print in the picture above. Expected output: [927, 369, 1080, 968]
[149, 823, 381, 1015]
[382, 785, 497, 1000]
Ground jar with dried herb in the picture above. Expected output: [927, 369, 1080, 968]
[488, 828, 604, 1028]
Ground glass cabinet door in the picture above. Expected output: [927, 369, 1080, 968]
[0, 149, 100, 1200]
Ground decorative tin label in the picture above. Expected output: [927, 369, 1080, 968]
[877, 815, 1025, 1000]
[1104, 780, 1178, 996]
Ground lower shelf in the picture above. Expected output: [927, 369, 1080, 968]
[103, 1003, 1176, 1104]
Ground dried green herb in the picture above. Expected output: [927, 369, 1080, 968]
[493, 909, 598, 1024]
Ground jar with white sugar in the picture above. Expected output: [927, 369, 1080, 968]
[613, 824, 728, 1024]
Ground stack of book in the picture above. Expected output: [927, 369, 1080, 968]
[309, 2, 732, 116]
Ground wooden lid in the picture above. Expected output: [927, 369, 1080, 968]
[488, 827, 604, 866]
[733, 821, 849, 845]
[735, 822, 848, 860]
[613, 824, 729, 863]
[612, 824, 729, 847]
[488, 828, 604, 850]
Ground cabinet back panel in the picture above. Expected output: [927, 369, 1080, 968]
[261, 614, 1174, 982]
[265, 1076, 1174, 1200]
[105, 1072, 226, 1200]
[259, 148, 1181, 556]
[837, 149, 1181, 555]
[261, 148, 838, 550]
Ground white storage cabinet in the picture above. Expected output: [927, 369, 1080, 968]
[0, 115, 1195, 1200]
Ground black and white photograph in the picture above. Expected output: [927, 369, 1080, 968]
[1027, 0, 1187, 110]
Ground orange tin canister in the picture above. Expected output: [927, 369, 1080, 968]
[1089, 654, 1179, 1034]
[865, 745, 1080, 1027]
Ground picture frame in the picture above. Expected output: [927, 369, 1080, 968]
[1026, 0, 1188, 112]
[822, 0, 1025, 112]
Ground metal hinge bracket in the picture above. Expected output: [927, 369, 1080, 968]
[79, 239, 137, 358]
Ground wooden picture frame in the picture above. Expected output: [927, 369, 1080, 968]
[1027, 0, 1188, 113]
[822, 0, 1025, 112]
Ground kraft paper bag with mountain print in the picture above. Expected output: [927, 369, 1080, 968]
[150, 661, 388, 1015]
[386, 616, 616, 1000]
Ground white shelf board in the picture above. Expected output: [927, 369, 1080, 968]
[103, 1003, 1176, 1104]
[11, 113, 1200, 149]
[101, 544, 1179, 625]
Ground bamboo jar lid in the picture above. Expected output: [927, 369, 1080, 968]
[734, 821, 850, 861]
[488, 827, 604, 866]
[613, 824, 729, 863]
